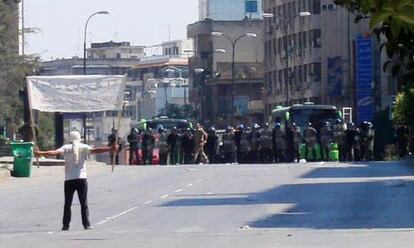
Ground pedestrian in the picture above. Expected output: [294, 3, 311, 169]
[206, 127, 219, 164]
[127, 128, 140, 165]
[193, 123, 209, 164]
[142, 128, 155, 165]
[259, 123, 273, 163]
[303, 123, 318, 162]
[34, 131, 117, 231]
[333, 119, 346, 161]
[320, 121, 333, 161]
[222, 126, 237, 164]
[157, 127, 169, 165]
[108, 128, 122, 165]
[181, 128, 195, 164]
[272, 123, 286, 163]
[250, 124, 261, 163]
[353, 126, 362, 161]
[167, 127, 180, 165]
[396, 124, 410, 158]
[344, 123, 357, 161]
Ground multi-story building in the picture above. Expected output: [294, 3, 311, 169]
[262, 0, 377, 122]
[87, 41, 145, 59]
[199, 0, 263, 21]
[187, 18, 264, 126]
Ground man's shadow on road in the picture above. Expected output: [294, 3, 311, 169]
[160, 162, 414, 230]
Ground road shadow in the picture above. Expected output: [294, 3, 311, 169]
[302, 161, 414, 179]
[161, 162, 414, 230]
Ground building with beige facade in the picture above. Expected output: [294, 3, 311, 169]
[262, 0, 378, 122]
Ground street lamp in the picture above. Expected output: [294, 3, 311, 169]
[83, 10, 110, 75]
[263, 11, 311, 105]
[82, 11, 109, 144]
[211, 31, 257, 124]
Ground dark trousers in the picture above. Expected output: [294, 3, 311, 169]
[260, 148, 273, 163]
[142, 148, 153, 165]
[159, 151, 168, 165]
[63, 179, 90, 228]
[129, 148, 140, 165]
[224, 152, 235, 163]
[183, 152, 193, 164]
[170, 147, 179, 164]
[274, 149, 285, 163]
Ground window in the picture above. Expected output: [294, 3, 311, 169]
[116, 53, 121, 59]
[273, 39, 277, 57]
[313, 0, 321, 14]
[309, 29, 321, 48]
[292, 1, 297, 16]
[273, 71, 278, 91]
[310, 63, 321, 82]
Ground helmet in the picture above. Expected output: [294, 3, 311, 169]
[275, 123, 281, 129]
[336, 119, 342, 124]
[292, 122, 297, 128]
[158, 127, 164, 133]
[238, 124, 245, 130]
[253, 123, 260, 129]
[264, 123, 269, 128]
[307, 122, 312, 127]
[226, 125, 233, 132]
[209, 126, 216, 132]
[325, 121, 331, 127]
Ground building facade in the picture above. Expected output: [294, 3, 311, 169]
[187, 19, 264, 126]
[199, 0, 263, 21]
[262, 0, 377, 122]
[87, 41, 145, 59]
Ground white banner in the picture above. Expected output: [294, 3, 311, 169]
[27, 75, 126, 113]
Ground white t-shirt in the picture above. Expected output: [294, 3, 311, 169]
[57, 143, 92, 181]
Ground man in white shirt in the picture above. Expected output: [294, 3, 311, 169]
[35, 131, 117, 231]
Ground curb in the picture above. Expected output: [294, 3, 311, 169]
[0, 168, 11, 180]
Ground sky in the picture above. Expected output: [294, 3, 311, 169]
[24, 0, 199, 60]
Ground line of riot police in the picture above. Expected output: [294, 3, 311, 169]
[118, 119, 375, 165]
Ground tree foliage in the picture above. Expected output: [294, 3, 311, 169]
[0, 0, 39, 138]
[334, 0, 414, 126]
[158, 104, 197, 120]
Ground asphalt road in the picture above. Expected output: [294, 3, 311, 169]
[1, 161, 414, 247]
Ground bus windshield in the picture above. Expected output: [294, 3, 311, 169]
[290, 108, 340, 131]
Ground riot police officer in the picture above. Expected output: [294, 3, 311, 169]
[360, 122, 374, 161]
[181, 128, 195, 164]
[157, 127, 169, 165]
[344, 123, 357, 161]
[239, 126, 252, 164]
[222, 126, 237, 163]
[272, 123, 286, 163]
[320, 121, 333, 161]
[250, 123, 261, 163]
[290, 123, 302, 163]
[234, 125, 243, 163]
[259, 123, 273, 163]
[304, 123, 317, 162]
[333, 119, 346, 161]
[142, 128, 155, 165]
[127, 128, 140, 165]
[206, 127, 219, 164]
[167, 127, 180, 165]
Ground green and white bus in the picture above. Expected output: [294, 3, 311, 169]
[271, 103, 342, 132]
[133, 117, 193, 132]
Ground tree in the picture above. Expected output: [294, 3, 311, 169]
[158, 104, 197, 120]
[334, 0, 414, 126]
[0, 1, 39, 139]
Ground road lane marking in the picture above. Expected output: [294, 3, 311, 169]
[161, 194, 169, 199]
[205, 192, 213, 195]
[186, 183, 193, 187]
[195, 179, 202, 183]
[144, 200, 153, 205]
[95, 206, 138, 226]
[174, 189, 183, 193]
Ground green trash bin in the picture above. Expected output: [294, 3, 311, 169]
[11, 142, 34, 177]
